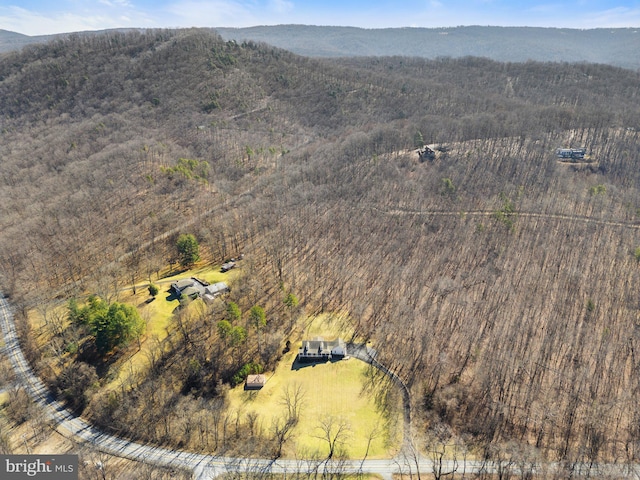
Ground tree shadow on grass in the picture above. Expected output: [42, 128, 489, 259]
[160, 266, 189, 280]
[76, 342, 119, 377]
[137, 297, 156, 308]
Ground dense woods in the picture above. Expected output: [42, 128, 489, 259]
[2, 28, 640, 473]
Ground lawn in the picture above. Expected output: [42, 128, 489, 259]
[226, 316, 402, 459]
[103, 264, 241, 390]
[25, 266, 401, 460]
[27, 263, 240, 390]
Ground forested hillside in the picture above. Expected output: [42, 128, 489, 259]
[0, 29, 45, 53]
[2, 28, 640, 470]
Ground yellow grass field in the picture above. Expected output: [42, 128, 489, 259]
[103, 265, 241, 390]
[226, 315, 402, 459]
[28, 264, 240, 390]
[25, 266, 401, 459]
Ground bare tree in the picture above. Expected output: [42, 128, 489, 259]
[314, 416, 351, 460]
[246, 411, 260, 437]
[401, 430, 423, 480]
[271, 413, 296, 459]
[359, 424, 383, 473]
[427, 424, 460, 480]
[279, 382, 306, 425]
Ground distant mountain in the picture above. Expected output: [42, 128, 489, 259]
[3, 25, 639, 70]
[0, 29, 55, 53]
[216, 25, 640, 70]
[0, 28, 141, 54]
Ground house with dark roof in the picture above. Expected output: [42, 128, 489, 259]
[298, 337, 348, 362]
[170, 278, 206, 298]
[170, 278, 230, 303]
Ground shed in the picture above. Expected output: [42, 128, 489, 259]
[221, 261, 236, 272]
[245, 374, 265, 390]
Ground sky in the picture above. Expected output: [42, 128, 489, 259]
[1, 1, 639, 36]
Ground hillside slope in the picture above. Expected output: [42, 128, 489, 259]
[2, 29, 640, 467]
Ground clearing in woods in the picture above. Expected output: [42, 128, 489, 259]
[226, 314, 402, 459]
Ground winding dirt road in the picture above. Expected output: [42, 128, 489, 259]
[379, 207, 640, 230]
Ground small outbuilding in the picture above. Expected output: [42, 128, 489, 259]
[245, 374, 266, 390]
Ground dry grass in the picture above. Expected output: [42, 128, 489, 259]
[103, 264, 241, 390]
[22, 269, 402, 460]
[226, 315, 402, 459]
[25, 263, 241, 392]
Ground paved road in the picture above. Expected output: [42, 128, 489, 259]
[3, 294, 640, 479]
[0, 293, 470, 479]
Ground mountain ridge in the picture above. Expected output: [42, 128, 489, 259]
[216, 25, 640, 69]
[2, 25, 640, 70]
[3, 28, 640, 467]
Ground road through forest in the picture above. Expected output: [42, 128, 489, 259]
[4, 205, 640, 478]
[0, 293, 452, 480]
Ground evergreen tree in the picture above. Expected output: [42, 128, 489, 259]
[176, 233, 200, 268]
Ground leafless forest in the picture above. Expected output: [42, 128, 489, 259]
[2, 28, 640, 470]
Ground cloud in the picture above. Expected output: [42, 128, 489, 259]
[99, 0, 133, 7]
[582, 6, 640, 28]
[1, 0, 639, 36]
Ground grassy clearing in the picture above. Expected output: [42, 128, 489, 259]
[297, 311, 356, 340]
[152, 263, 241, 287]
[25, 266, 400, 460]
[226, 316, 401, 459]
[26, 263, 240, 390]
[103, 264, 240, 390]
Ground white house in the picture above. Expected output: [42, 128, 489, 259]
[298, 337, 348, 362]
